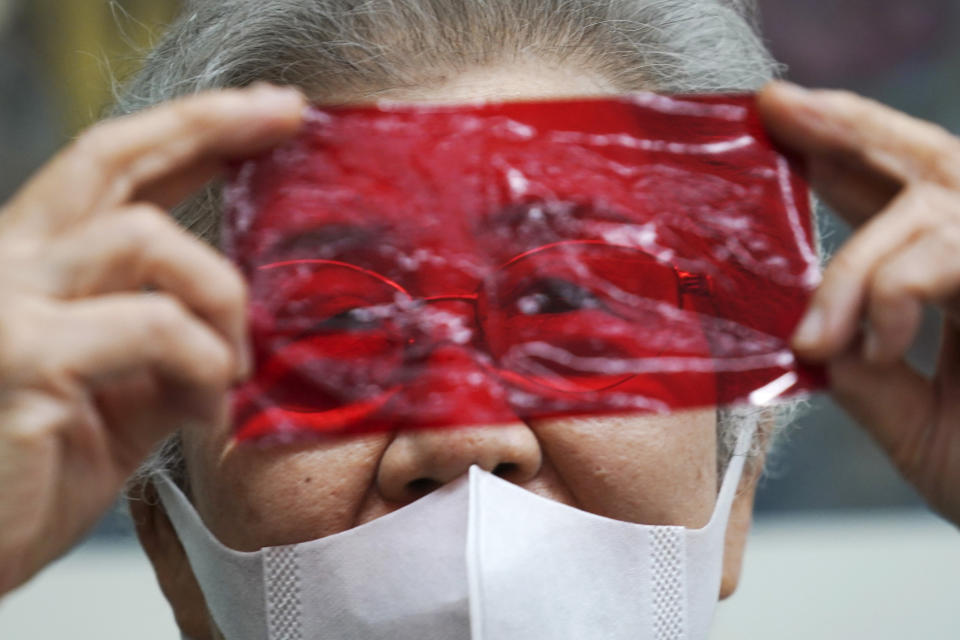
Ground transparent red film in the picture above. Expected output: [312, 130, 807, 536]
[223, 93, 826, 443]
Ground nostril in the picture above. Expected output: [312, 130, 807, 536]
[493, 462, 518, 478]
[406, 477, 442, 498]
[377, 423, 543, 502]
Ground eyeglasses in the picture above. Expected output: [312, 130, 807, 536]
[233, 240, 718, 439]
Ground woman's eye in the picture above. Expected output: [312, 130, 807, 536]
[515, 278, 603, 315]
[316, 307, 383, 331]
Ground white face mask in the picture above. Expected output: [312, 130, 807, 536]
[154, 424, 753, 640]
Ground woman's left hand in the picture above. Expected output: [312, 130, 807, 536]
[758, 82, 960, 527]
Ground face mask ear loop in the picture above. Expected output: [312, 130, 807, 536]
[700, 417, 757, 534]
[677, 416, 759, 639]
[152, 472, 271, 640]
[152, 473, 235, 554]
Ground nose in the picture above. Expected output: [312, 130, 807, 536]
[377, 422, 543, 502]
[377, 297, 542, 502]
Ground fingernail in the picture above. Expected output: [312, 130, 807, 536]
[249, 81, 274, 92]
[793, 307, 824, 349]
[772, 81, 811, 100]
[249, 84, 304, 110]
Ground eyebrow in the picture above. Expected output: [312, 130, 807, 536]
[485, 201, 633, 228]
[263, 224, 387, 262]
[259, 203, 635, 272]
[480, 201, 635, 262]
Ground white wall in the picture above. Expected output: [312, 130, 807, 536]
[713, 511, 960, 638]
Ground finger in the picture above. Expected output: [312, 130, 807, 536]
[5, 84, 305, 236]
[92, 370, 227, 469]
[0, 294, 235, 393]
[937, 318, 960, 383]
[792, 183, 955, 360]
[49, 205, 250, 376]
[863, 291, 923, 367]
[863, 227, 960, 364]
[804, 152, 902, 225]
[929, 324, 960, 521]
[758, 82, 960, 193]
[135, 157, 224, 211]
[0, 391, 78, 593]
[828, 347, 938, 497]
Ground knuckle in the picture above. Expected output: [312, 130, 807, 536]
[120, 205, 173, 246]
[814, 265, 859, 310]
[923, 148, 957, 184]
[142, 294, 190, 340]
[900, 183, 949, 226]
[927, 127, 960, 171]
[0, 296, 49, 355]
[71, 122, 118, 168]
[940, 225, 960, 251]
[1, 392, 74, 445]
[171, 96, 221, 132]
[140, 294, 233, 386]
[205, 269, 248, 319]
[187, 333, 233, 388]
[893, 127, 960, 185]
[0, 303, 53, 385]
[824, 250, 862, 280]
[202, 345, 234, 386]
[904, 181, 939, 203]
[124, 204, 171, 230]
[869, 263, 905, 304]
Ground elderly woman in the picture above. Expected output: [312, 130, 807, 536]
[0, 1, 957, 639]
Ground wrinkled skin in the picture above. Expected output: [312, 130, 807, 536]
[0, 62, 957, 640]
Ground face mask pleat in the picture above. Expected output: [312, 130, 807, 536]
[154, 423, 755, 640]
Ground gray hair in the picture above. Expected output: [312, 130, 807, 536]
[117, 0, 798, 490]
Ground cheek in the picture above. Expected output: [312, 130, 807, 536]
[530, 409, 717, 528]
[182, 428, 392, 550]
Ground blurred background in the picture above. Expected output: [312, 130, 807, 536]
[0, 1, 957, 638]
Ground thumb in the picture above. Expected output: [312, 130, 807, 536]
[827, 345, 944, 502]
[829, 349, 932, 459]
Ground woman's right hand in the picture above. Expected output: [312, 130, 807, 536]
[0, 84, 305, 595]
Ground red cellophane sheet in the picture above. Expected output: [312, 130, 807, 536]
[223, 93, 825, 443]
